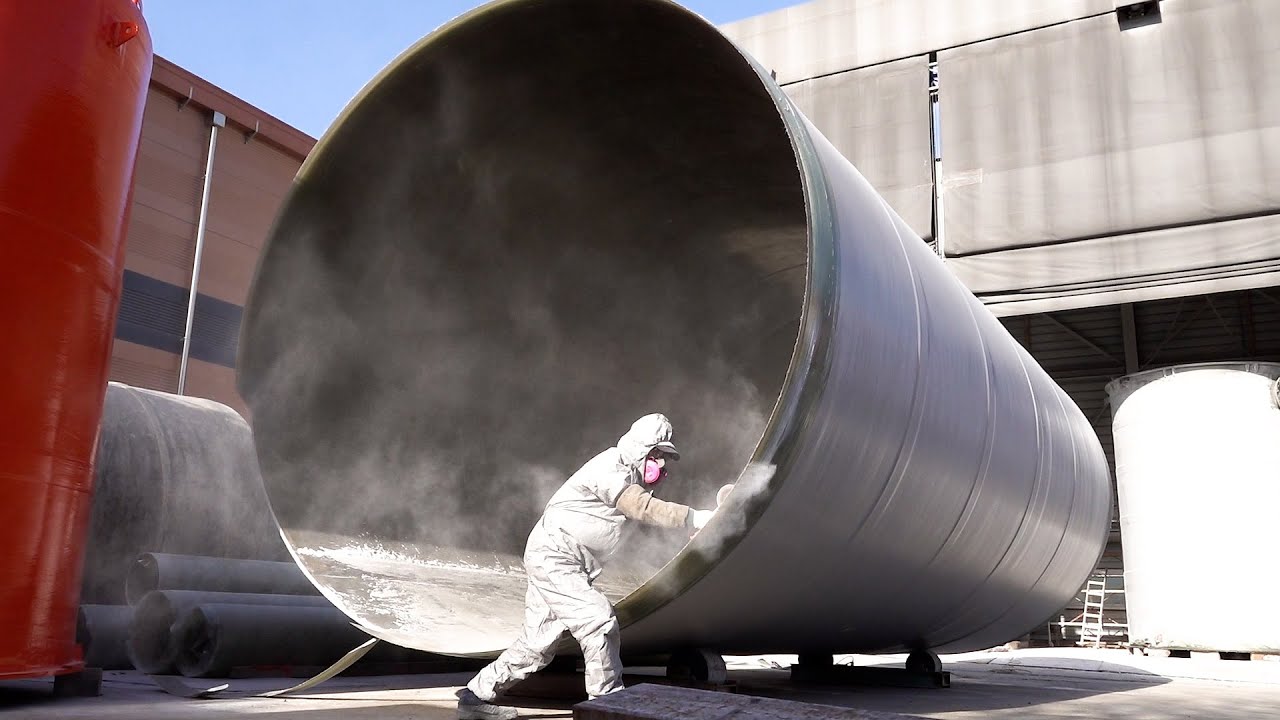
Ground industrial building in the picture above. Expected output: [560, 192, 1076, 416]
[4, 0, 1279, 718]
[105, 57, 311, 416]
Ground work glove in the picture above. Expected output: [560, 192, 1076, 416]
[716, 484, 735, 507]
[691, 508, 715, 531]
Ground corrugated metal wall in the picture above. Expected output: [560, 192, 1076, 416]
[728, 0, 1280, 316]
[942, 0, 1280, 314]
[786, 56, 934, 242]
[721, 0, 1113, 85]
[108, 66, 309, 416]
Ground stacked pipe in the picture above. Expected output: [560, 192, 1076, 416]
[70, 382, 326, 674]
[129, 589, 333, 675]
[78, 552, 476, 679]
[76, 605, 133, 671]
[124, 552, 323, 675]
[73, 384, 468, 676]
[73, 553, 322, 674]
[80, 383, 291, 606]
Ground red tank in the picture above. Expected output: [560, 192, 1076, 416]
[0, 0, 151, 678]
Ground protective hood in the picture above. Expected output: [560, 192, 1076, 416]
[617, 413, 678, 472]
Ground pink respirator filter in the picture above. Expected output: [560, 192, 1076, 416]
[643, 458, 665, 484]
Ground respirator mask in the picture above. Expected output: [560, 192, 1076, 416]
[642, 456, 668, 485]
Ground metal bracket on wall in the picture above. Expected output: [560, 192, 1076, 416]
[177, 86, 194, 112]
[927, 53, 945, 258]
[1116, 0, 1162, 31]
[244, 120, 260, 144]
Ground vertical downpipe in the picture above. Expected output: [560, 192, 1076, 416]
[178, 110, 225, 395]
[927, 53, 945, 258]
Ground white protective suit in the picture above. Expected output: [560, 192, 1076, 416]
[466, 413, 697, 700]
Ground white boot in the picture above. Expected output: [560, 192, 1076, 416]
[456, 688, 518, 720]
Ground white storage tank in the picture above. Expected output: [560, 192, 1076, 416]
[1106, 362, 1280, 653]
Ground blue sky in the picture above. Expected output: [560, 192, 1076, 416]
[141, 1, 797, 139]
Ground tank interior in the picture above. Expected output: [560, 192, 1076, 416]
[238, 0, 810, 653]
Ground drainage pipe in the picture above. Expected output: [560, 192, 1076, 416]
[177, 111, 225, 395]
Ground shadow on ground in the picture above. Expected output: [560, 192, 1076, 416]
[725, 660, 1172, 716]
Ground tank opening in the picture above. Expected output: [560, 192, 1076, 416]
[239, 0, 808, 654]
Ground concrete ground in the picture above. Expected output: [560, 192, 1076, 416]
[3, 649, 1280, 719]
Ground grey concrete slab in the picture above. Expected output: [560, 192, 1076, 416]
[2, 650, 1279, 719]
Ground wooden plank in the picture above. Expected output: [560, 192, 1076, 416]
[573, 684, 924, 720]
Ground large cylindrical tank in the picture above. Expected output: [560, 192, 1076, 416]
[237, 0, 1112, 658]
[81, 384, 290, 605]
[1106, 362, 1280, 653]
[0, 0, 151, 679]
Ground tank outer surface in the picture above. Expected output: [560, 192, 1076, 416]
[1107, 363, 1280, 653]
[82, 384, 291, 605]
[0, 0, 151, 679]
[238, 0, 1113, 658]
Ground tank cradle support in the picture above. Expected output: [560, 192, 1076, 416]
[503, 648, 734, 702]
[665, 648, 729, 687]
[791, 649, 950, 689]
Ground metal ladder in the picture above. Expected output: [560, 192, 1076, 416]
[1077, 577, 1107, 648]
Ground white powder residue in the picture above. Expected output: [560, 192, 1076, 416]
[296, 541, 523, 577]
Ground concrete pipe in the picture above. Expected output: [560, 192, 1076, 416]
[238, 0, 1112, 657]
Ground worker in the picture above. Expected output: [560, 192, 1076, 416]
[457, 413, 715, 720]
